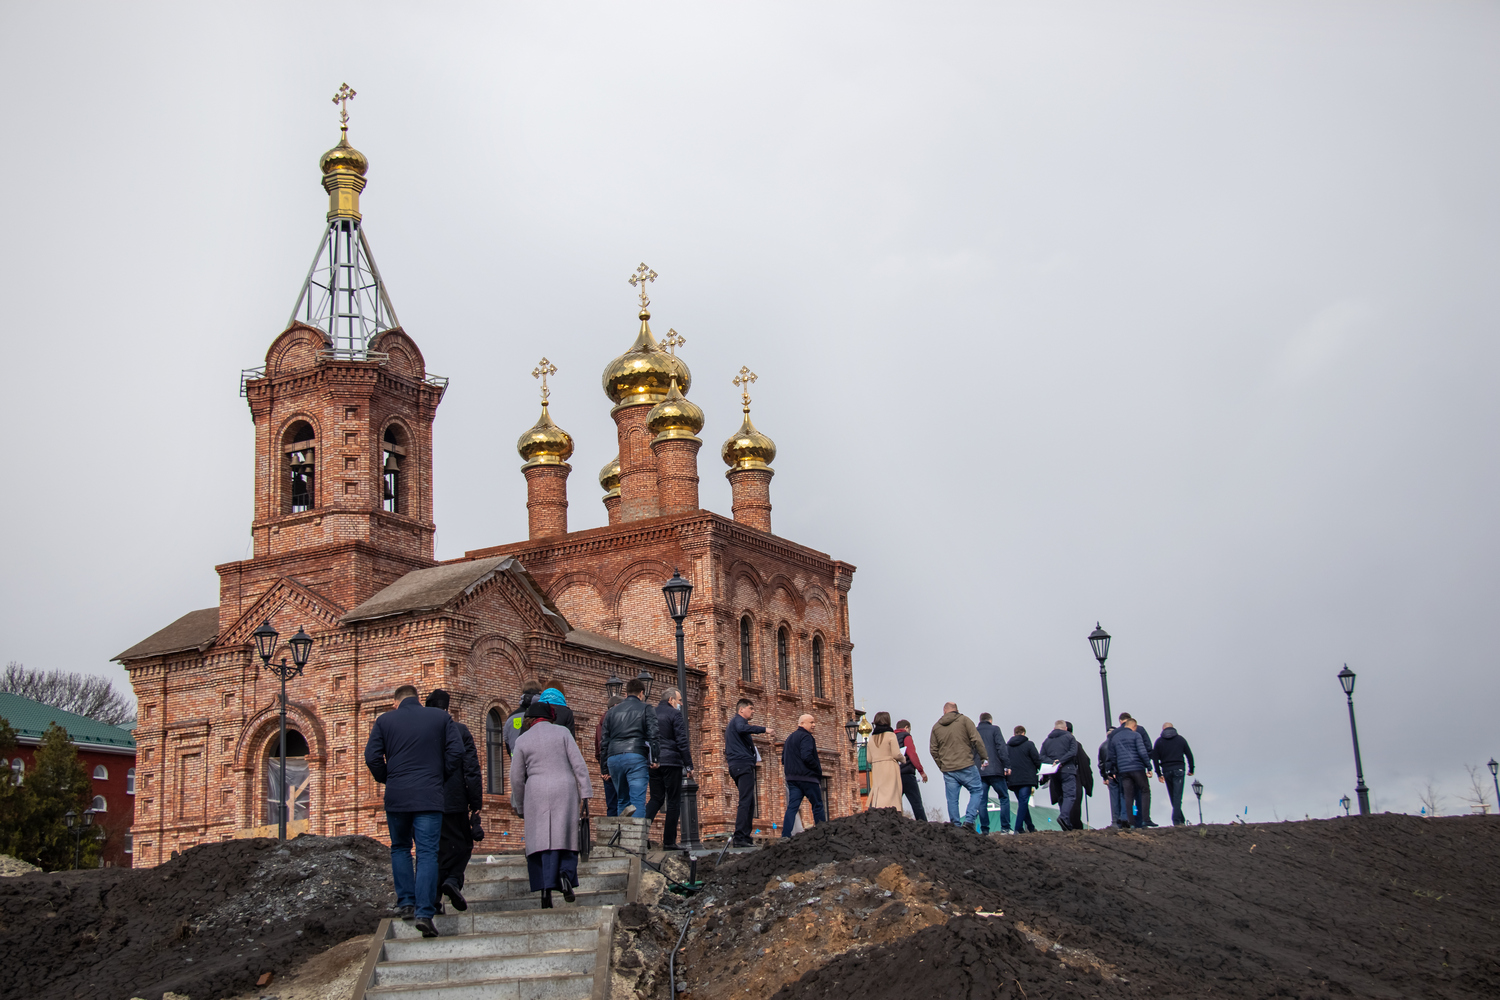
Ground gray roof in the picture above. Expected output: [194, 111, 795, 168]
[114, 607, 219, 662]
[341, 557, 569, 632]
[566, 628, 675, 667]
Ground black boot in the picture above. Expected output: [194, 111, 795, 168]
[559, 870, 576, 903]
[540, 889, 553, 909]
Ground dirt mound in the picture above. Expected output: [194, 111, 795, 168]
[0, 834, 393, 1000]
[0, 854, 40, 877]
[672, 811, 1500, 1000]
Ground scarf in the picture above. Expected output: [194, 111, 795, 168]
[539, 688, 567, 706]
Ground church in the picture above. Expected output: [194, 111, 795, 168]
[115, 98, 860, 866]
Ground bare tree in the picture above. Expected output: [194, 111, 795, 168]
[0, 663, 136, 726]
[1462, 765, 1494, 815]
[1418, 781, 1443, 818]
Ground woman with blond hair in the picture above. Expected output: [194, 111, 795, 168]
[864, 711, 904, 810]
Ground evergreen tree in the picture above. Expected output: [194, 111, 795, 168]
[0, 717, 25, 859]
[20, 723, 97, 870]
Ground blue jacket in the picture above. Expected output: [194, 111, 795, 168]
[976, 722, 1010, 778]
[724, 714, 766, 769]
[1039, 728, 1079, 769]
[782, 727, 822, 782]
[365, 698, 464, 813]
[1108, 725, 1153, 776]
[655, 699, 693, 769]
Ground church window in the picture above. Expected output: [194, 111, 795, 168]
[813, 637, 825, 698]
[126, 768, 135, 794]
[485, 709, 506, 795]
[92, 795, 107, 812]
[283, 421, 316, 513]
[740, 617, 754, 683]
[777, 627, 790, 690]
[382, 425, 408, 514]
[263, 730, 310, 825]
[93, 764, 109, 780]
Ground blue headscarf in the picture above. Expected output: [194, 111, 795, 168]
[538, 687, 567, 706]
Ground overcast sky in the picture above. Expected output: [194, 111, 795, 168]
[2, 2, 1497, 825]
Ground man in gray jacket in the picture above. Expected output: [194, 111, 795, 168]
[975, 713, 1011, 834]
[930, 703, 988, 830]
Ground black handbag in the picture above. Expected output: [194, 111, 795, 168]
[578, 799, 591, 862]
[470, 810, 485, 842]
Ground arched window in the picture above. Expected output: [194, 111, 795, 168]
[91, 795, 107, 812]
[382, 425, 408, 514]
[10, 758, 22, 785]
[812, 636, 825, 698]
[93, 765, 109, 780]
[283, 421, 316, 513]
[777, 627, 791, 690]
[264, 730, 311, 825]
[126, 768, 135, 794]
[740, 616, 754, 683]
[485, 709, 506, 795]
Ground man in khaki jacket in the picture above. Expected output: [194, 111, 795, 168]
[930, 703, 988, 830]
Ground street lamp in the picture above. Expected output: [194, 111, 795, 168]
[1191, 778, 1204, 825]
[1088, 623, 1113, 733]
[635, 667, 654, 702]
[1336, 665, 1370, 816]
[1340, 795, 1351, 817]
[844, 716, 860, 746]
[1489, 759, 1498, 809]
[255, 621, 315, 841]
[660, 568, 699, 848]
[605, 673, 624, 701]
[65, 808, 95, 869]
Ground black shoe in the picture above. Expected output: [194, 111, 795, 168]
[441, 879, 468, 912]
[399, 905, 415, 921]
[540, 889, 554, 909]
[559, 871, 576, 903]
[414, 917, 439, 938]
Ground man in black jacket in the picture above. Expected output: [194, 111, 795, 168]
[781, 714, 825, 836]
[365, 684, 463, 937]
[975, 713, 1011, 834]
[601, 677, 659, 817]
[724, 698, 771, 847]
[1039, 720, 1080, 830]
[645, 687, 693, 849]
[1049, 721, 1091, 830]
[1152, 722, 1196, 826]
[425, 689, 482, 914]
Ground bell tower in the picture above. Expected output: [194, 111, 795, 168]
[219, 87, 446, 626]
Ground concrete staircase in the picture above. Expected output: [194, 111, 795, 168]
[353, 852, 639, 1000]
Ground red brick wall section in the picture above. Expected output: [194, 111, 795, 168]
[613, 405, 660, 522]
[652, 437, 701, 515]
[603, 494, 622, 525]
[10, 745, 136, 868]
[727, 468, 774, 533]
[523, 463, 571, 539]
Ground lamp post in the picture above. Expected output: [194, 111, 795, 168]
[1088, 623, 1113, 733]
[1191, 778, 1203, 825]
[605, 673, 624, 701]
[1340, 795, 1351, 817]
[254, 620, 315, 841]
[1336, 665, 1370, 816]
[1489, 759, 1498, 810]
[65, 808, 95, 869]
[635, 667, 654, 702]
[661, 569, 699, 848]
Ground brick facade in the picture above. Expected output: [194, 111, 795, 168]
[9, 744, 135, 868]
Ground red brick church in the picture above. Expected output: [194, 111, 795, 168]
[116, 107, 860, 866]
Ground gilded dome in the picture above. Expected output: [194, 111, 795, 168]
[721, 410, 776, 472]
[517, 403, 574, 467]
[319, 132, 369, 177]
[602, 311, 692, 408]
[599, 455, 621, 497]
[647, 379, 704, 443]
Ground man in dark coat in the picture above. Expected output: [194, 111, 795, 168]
[602, 677, 659, 816]
[976, 713, 1011, 834]
[1108, 715, 1154, 828]
[425, 689, 482, 914]
[1049, 722, 1091, 829]
[1152, 723, 1196, 825]
[645, 687, 694, 849]
[1005, 727, 1043, 832]
[365, 684, 463, 937]
[724, 698, 771, 847]
[1039, 720, 1080, 830]
[781, 714, 825, 836]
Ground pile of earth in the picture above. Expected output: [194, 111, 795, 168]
[0, 834, 394, 1000]
[650, 810, 1500, 1000]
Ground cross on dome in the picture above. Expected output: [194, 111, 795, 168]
[532, 357, 558, 403]
[332, 83, 357, 129]
[628, 263, 658, 310]
[663, 328, 685, 356]
[733, 366, 758, 411]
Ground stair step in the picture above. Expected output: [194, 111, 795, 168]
[464, 856, 630, 883]
[391, 908, 609, 939]
[464, 873, 628, 900]
[363, 969, 595, 1000]
[383, 927, 599, 962]
[372, 949, 596, 986]
[468, 888, 628, 912]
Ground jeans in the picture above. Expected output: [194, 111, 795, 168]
[1162, 764, 1187, 825]
[1118, 770, 1152, 828]
[782, 779, 826, 836]
[607, 753, 649, 814]
[978, 775, 1011, 833]
[900, 771, 927, 821]
[942, 765, 985, 827]
[729, 764, 756, 841]
[387, 810, 443, 919]
[1012, 785, 1036, 832]
[645, 765, 684, 845]
[1106, 778, 1123, 825]
[437, 811, 473, 892]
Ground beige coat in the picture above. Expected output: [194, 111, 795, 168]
[865, 731, 904, 810]
[510, 721, 593, 855]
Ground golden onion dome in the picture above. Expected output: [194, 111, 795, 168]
[319, 131, 369, 177]
[517, 403, 574, 468]
[602, 310, 692, 408]
[647, 378, 704, 443]
[721, 408, 776, 472]
[599, 455, 621, 497]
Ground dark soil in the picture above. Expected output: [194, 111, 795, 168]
[0, 834, 393, 1000]
[673, 810, 1500, 1000]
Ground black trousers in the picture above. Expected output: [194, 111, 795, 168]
[645, 765, 684, 845]
[729, 764, 756, 842]
[900, 771, 927, 821]
[1054, 769, 1078, 829]
[437, 810, 473, 889]
[1118, 770, 1152, 828]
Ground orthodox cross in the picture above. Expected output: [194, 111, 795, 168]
[662, 328, 686, 356]
[332, 83, 357, 129]
[628, 263, 657, 310]
[532, 357, 557, 403]
[733, 366, 757, 410]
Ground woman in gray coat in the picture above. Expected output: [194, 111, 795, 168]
[510, 703, 594, 907]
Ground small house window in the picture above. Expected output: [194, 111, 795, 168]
[93, 765, 109, 780]
[740, 616, 754, 683]
[813, 636, 825, 698]
[777, 627, 790, 690]
[283, 421, 316, 513]
[382, 425, 408, 514]
[124, 832, 133, 854]
[9, 758, 21, 785]
[485, 709, 506, 795]
[126, 768, 136, 794]
[92, 795, 107, 812]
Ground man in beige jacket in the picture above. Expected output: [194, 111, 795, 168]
[930, 703, 988, 829]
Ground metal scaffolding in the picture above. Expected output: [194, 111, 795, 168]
[287, 217, 400, 357]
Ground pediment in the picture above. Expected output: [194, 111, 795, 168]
[220, 578, 347, 648]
